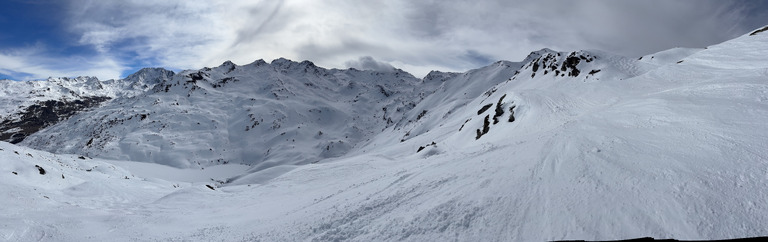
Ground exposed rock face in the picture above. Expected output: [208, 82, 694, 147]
[0, 68, 173, 144]
[508, 48, 612, 81]
[749, 25, 768, 36]
[0, 97, 111, 143]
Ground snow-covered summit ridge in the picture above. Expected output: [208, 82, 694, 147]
[15, 48, 647, 169]
[119, 68, 175, 86]
[367, 27, 768, 163]
[20, 57, 438, 169]
[510, 48, 647, 82]
[12, 25, 768, 167]
[0, 67, 175, 101]
[0, 67, 174, 144]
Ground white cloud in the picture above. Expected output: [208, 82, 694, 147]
[345, 56, 396, 72]
[0, 45, 126, 80]
[2, 0, 762, 80]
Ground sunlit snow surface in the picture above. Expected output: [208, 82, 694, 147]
[2, 29, 768, 241]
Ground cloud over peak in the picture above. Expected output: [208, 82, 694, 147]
[345, 56, 396, 72]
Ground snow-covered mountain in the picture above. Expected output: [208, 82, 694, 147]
[0, 68, 174, 143]
[20, 59, 445, 169]
[1, 26, 768, 241]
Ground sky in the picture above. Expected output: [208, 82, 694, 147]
[0, 0, 766, 81]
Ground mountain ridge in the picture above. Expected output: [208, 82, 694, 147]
[17, 57, 450, 169]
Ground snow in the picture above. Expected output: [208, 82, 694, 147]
[0, 68, 173, 118]
[1, 27, 768, 241]
[20, 59, 439, 169]
[0, 68, 174, 142]
[106, 160, 250, 183]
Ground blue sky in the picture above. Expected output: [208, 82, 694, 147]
[1, 0, 766, 81]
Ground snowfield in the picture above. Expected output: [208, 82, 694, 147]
[1, 27, 768, 241]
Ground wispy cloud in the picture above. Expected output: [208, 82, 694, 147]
[0, 44, 125, 80]
[0, 0, 763, 80]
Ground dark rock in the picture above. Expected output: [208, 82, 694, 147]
[459, 119, 470, 131]
[493, 95, 506, 124]
[477, 104, 493, 115]
[750, 26, 768, 36]
[377, 85, 391, 97]
[416, 110, 428, 120]
[34, 165, 46, 175]
[508, 105, 517, 122]
[561, 55, 582, 77]
[475, 115, 491, 140]
[0, 96, 110, 143]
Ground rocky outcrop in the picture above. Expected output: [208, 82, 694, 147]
[0, 96, 110, 143]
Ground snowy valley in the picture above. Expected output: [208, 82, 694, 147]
[1, 26, 768, 241]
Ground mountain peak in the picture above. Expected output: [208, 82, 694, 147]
[270, 57, 296, 66]
[512, 49, 604, 79]
[219, 60, 237, 69]
[123, 67, 175, 85]
[423, 70, 459, 83]
[242, 59, 268, 67]
[269, 58, 318, 69]
[47, 76, 101, 83]
[299, 60, 317, 67]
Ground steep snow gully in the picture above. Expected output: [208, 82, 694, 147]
[1, 26, 768, 241]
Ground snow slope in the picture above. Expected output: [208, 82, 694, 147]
[0, 68, 174, 117]
[2, 26, 768, 241]
[0, 68, 174, 143]
[21, 59, 445, 170]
